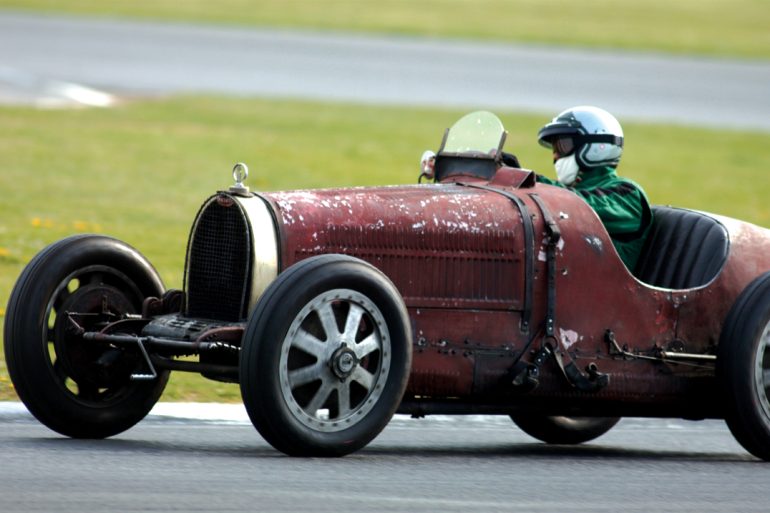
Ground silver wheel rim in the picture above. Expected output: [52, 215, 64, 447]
[756, 322, 770, 420]
[279, 289, 391, 432]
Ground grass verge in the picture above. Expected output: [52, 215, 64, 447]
[0, 0, 768, 59]
[1, 95, 769, 402]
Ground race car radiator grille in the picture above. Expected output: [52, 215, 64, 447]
[185, 194, 252, 322]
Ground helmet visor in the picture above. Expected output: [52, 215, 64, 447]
[553, 136, 576, 158]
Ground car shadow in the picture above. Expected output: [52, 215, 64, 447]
[360, 441, 757, 463]
[12, 433, 757, 463]
[7, 430, 277, 459]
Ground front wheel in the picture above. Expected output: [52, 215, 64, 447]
[717, 271, 770, 461]
[240, 255, 412, 457]
[3, 235, 169, 438]
[510, 415, 620, 444]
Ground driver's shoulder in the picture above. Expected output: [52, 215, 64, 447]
[579, 172, 644, 199]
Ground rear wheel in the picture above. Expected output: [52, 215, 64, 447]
[240, 255, 412, 457]
[511, 415, 620, 444]
[3, 235, 169, 438]
[717, 271, 770, 461]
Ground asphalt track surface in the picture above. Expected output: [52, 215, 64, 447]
[1, 11, 769, 131]
[2, 405, 769, 513]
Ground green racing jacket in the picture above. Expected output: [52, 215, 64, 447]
[537, 166, 653, 270]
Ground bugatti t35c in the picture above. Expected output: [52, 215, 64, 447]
[6, 112, 770, 459]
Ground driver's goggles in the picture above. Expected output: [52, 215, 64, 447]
[552, 137, 576, 158]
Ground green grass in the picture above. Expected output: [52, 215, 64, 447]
[1, 96, 770, 402]
[1, 0, 768, 59]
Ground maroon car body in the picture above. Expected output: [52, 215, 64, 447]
[267, 171, 769, 417]
[5, 112, 770, 459]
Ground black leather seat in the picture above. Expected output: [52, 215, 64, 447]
[633, 206, 729, 289]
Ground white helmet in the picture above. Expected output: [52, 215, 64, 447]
[537, 106, 624, 168]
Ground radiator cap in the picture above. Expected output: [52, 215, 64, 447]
[229, 162, 250, 196]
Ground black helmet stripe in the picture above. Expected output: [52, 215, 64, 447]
[575, 134, 624, 147]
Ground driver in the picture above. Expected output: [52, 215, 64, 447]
[536, 106, 652, 270]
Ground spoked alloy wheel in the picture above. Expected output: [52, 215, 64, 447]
[717, 271, 770, 461]
[240, 255, 412, 457]
[4, 235, 168, 438]
[279, 288, 391, 432]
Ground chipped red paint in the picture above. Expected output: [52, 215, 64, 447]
[260, 170, 770, 418]
[267, 184, 525, 311]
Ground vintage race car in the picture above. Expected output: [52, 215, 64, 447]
[5, 112, 770, 459]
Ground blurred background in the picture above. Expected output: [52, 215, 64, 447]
[1, 0, 769, 401]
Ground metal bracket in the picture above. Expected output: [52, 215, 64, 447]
[511, 342, 553, 391]
[552, 347, 609, 392]
[131, 339, 158, 381]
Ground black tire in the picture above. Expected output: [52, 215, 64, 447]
[511, 415, 620, 444]
[717, 271, 770, 461]
[240, 254, 412, 457]
[3, 235, 169, 438]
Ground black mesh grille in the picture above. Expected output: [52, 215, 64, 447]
[185, 195, 251, 321]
